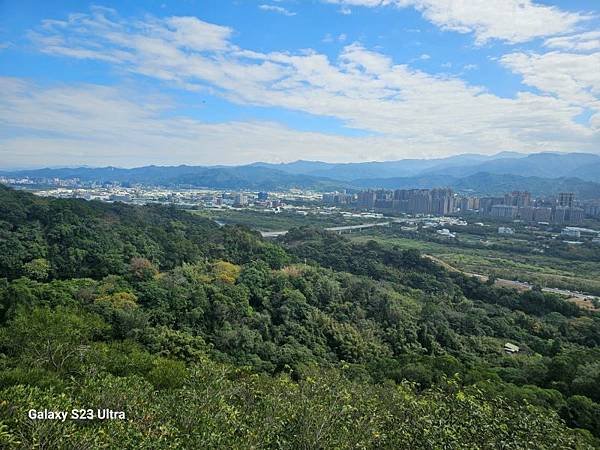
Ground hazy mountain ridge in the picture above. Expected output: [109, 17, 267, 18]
[254, 152, 600, 182]
[0, 165, 340, 190]
[420, 153, 600, 181]
[2, 152, 600, 196]
[252, 152, 525, 180]
[352, 172, 600, 199]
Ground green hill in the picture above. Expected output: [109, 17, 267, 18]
[0, 186, 598, 448]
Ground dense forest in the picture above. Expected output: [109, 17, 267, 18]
[1, 184, 599, 448]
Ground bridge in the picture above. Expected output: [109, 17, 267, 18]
[260, 230, 289, 238]
[325, 222, 391, 234]
[259, 222, 390, 238]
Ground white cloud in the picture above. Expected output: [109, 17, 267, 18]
[0, 77, 379, 166]
[501, 51, 600, 110]
[324, 33, 349, 43]
[339, 7, 352, 15]
[164, 16, 234, 51]
[17, 9, 600, 164]
[324, 0, 589, 44]
[258, 4, 297, 16]
[544, 31, 600, 52]
[1, 75, 597, 168]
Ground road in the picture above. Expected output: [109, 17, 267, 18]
[259, 222, 390, 238]
[424, 255, 599, 307]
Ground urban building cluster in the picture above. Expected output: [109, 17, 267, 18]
[0, 176, 82, 187]
[323, 189, 596, 225]
[23, 185, 293, 210]
[475, 191, 585, 224]
[231, 191, 283, 208]
[324, 188, 457, 216]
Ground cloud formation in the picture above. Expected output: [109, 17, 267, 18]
[501, 50, 600, 134]
[4, 6, 597, 166]
[0, 77, 378, 166]
[324, 0, 588, 44]
[258, 5, 297, 17]
[544, 31, 600, 52]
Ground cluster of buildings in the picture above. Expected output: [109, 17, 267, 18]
[28, 186, 288, 210]
[475, 191, 585, 225]
[231, 191, 283, 208]
[324, 188, 457, 216]
[560, 226, 600, 240]
[584, 201, 600, 218]
[0, 176, 82, 187]
[323, 189, 595, 225]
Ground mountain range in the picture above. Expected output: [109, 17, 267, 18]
[2, 151, 600, 198]
[254, 152, 600, 183]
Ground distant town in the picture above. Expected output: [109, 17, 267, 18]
[2, 175, 600, 246]
[324, 188, 600, 225]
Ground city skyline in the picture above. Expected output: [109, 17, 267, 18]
[1, 1, 600, 167]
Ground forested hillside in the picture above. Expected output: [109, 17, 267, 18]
[1, 185, 599, 448]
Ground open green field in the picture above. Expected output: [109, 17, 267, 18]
[349, 231, 600, 296]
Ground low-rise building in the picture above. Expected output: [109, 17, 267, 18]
[561, 228, 581, 238]
[504, 342, 520, 354]
[436, 228, 456, 238]
[498, 227, 514, 234]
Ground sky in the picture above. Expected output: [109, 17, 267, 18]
[0, 0, 599, 168]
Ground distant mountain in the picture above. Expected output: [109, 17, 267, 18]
[453, 172, 600, 199]
[351, 172, 600, 200]
[421, 152, 600, 181]
[254, 152, 600, 182]
[4, 151, 600, 196]
[571, 161, 600, 183]
[253, 152, 523, 181]
[169, 166, 340, 190]
[1, 165, 341, 191]
[350, 174, 454, 190]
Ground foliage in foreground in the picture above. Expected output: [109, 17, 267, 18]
[1, 358, 595, 449]
[0, 186, 599, 448]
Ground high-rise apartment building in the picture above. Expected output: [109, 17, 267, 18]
[233, 193, 248, 206]
[490, 205, 518, 219]
[431, 188, 455, 216]
[558, 192, 575, 208]
[358, 191, 376, 209]
[504, 191, 531, 207]
[479, 197, 504, 215]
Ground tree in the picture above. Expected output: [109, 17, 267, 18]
[147, 358, 188, 390]
[22, 258, 51, 281]
[0, 306, 108, 374]
[129, 257, 158, 281]
[212, 260, 241, 284]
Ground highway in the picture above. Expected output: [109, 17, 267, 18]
[259, 222, 390, 238]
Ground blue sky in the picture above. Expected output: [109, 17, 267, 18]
[0, 0, 599, 168]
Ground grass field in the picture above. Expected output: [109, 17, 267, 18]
[349, 233, 600, 296]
